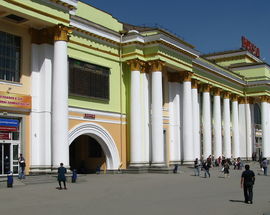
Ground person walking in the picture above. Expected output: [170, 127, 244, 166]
[18, 154, 26, 179]
[194, 158, 201, 176]
[57, 163, 67, 190]
[241, 164, 255, 204]
[203, 160, 211, 178]
[261, 158, 268, 176]
[223, 161, 230, 178]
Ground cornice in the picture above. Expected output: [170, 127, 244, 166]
[4, 0, 69, 24]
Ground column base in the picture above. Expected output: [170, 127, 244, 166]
[182, 160, 194, 165]
[29, 165, 53, 174]
[148, 166, 174, 174]
[150, 162, 166, 167]
[129, 162, 150, 168]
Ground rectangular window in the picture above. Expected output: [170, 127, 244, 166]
[0, 31, 21, 82]
[69, 58, 110, 100]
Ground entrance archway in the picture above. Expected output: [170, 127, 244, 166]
[68, 122, 120, 171]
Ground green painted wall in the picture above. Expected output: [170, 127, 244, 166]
[1, 0, 69, 25]
[76, 2, 123, 32]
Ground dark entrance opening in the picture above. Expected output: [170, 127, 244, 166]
[69, 135, 106, 174]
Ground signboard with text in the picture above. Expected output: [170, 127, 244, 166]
[241, 36, 260, 58]
[0, 92, 31, 110]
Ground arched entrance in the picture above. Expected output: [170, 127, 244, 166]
[68, 122, 120, 172]
[69, 135, 106, 173]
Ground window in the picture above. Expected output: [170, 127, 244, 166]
[0, 31, 21, 82]
[69, 58, 110, 100]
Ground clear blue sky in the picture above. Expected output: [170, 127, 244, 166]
[81, 0, 270, 64]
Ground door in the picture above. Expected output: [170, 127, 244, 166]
[0, 143, 11, 174]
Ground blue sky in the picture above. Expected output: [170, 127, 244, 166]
[81, 0, 270, 64]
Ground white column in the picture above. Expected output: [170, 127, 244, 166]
[31, 43, 53, 173]
[182, 74, 193, 163]
[238, 99, 247, 158]
[141, 72, 150, 165]
[245, 101, 253, 159]
[52, 26, 69, 169]
[192, 80, 200, 160]
[202, 85, 211, 159]
[169, 82, 181, 164]
[232, 96, 240, 158]
[129, 60, 143, 166]
[213, 89, 222, 159]
[150, 61, 165, 166]
[261, 97, 270, 158]
[223, 93, 231, 159]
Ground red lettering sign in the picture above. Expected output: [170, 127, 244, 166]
[241, 36, 260, 58]
[84, 114, 95, 119]
[0, 132, 10, 140]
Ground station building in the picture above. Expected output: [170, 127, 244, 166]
[0, 0, 268, 175]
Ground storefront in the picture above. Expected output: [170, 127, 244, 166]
[0, 92, 31, 176]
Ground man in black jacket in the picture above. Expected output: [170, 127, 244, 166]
[241, 164, 255, 204]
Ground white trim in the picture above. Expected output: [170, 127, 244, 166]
[193, 59, 245, 85]
[68, 122, 120, 169]
[69, 107, 126, 118]
[231, 64, 270, 71]
[0, 81, 22, 87]
[70, 18, 120, 43]
[205, 51, 262, 63]
[69, 116, 126, 125]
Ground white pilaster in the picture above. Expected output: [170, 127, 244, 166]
[150, 61, 165, 166]
[213, 91, 222, 158]
[192, 81, 200, 160]
[52, 40, 69, 168]
[202, 86, 211, 159]
[31, 44, 53, 173]
[169, 82, 181, 164]
[232, 98, 240, 158]
[261, 99, 270, 158]
[223, 95, 231, 159]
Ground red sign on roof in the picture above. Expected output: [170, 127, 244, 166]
[241, 36, 260, 58]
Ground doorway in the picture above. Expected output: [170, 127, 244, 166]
[69, 135, 106, 173]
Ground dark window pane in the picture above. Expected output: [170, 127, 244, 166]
[69, 58, 110, 100]
[0, 31, 21, 82]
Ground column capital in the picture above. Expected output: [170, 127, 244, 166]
[212, 87, 221, 96]
[222, 91, 231, 99]
[191, 79, 200, 88]
[202, 84, 211, 92]
[238, 97, 247, 104]
[127, 59, 145, 72]
[168, 72, 181, 82]
[148, 60, 165, 72]
[260, 96, 270, 103]
[181, 71, 193, 82]
[248, 97, 255, 104]
[54, 24, 72, 42]
[231, 94, 239, 102]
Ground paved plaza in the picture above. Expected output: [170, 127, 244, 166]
[0, 162, 270, 215]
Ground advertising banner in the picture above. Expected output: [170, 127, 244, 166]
[0, 92, 31, 110]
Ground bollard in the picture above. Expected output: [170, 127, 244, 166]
[72, 169, 77, 183]
[7, 171, 13, 188]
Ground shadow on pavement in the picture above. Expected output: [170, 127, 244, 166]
[229, 200, 246, 204]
